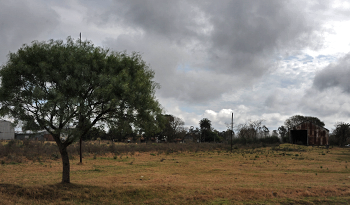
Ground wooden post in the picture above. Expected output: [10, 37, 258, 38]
[79, 32, 83, 164]
[231, 113, 233, 152]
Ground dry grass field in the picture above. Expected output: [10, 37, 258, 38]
[1, 143, 350, 204]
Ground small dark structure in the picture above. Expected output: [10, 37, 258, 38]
[43, 133, 54, 141]
[15, 133, 30, 140]
[15, 131, 54, 141]
[289, 121, 329, 146]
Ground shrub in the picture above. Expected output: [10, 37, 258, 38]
[51, 154, 59, 160]
[0, 140, 283, 162]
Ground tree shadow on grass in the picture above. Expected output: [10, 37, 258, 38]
[0, 183, 93, 201]
[2, 183, 350, 204]
[0, 183, 164, 204]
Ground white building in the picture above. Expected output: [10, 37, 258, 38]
[0, 120, 15, 140]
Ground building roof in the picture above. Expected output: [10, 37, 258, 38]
[291, 120, 329, 131]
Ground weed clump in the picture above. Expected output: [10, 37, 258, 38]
[51, 154, 59, 160]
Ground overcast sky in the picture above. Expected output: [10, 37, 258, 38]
[1, 0, 350, 131]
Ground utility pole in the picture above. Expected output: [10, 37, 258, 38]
[231, 113, 233, 152]
[79, 32, 83, 164]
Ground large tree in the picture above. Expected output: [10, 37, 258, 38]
[278, 125, 288, 142]
[284, 115, 325, 129]
[159, 114, 185, 142]
[236, 120, 263, 139]
[0, 37, 163, 183]
[199, 118, 212, 142]
[332, 122, 350, 147]
[82, 126, 107, 141]
[108, 122, 133, 142]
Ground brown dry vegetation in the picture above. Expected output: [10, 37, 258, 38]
[1, 143, 350, 204]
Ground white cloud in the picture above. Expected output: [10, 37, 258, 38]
[1, 0, 350, 132]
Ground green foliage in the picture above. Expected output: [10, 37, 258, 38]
[332, 122, 350, 146]
[0, 37, 163, 183]
[108, 122, 133, 142]
[284, 115, 325, 129]
[199, 118, 212, 142]
[6, 140, 17, 148]
[235, 119, 273, 144]
[51, 154, 59, 160]
[0, 36, 162, 144]
[204, 130, 221, 142]
[231, 135, 280, 145]
[278, 126, 288, 142]
[156, 114, 185, 142]
[199, 118, 211, 131]
[84, 127, 107, 141]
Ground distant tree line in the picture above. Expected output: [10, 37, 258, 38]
[232, 119, 280, 145]
[18, 112, 350, 147]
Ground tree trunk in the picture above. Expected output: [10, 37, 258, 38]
[59, 145, 70, 183]
[80, 137, 82, 163]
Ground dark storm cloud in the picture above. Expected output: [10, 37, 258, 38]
[0, 1, 59, 64]
[115, 0, 319, 73]
[299, 52, 350, 126]
[88, 0, 324, 103]
[202, 0, 319, 75]
[313, 53, 350, 93]
[103, 35, 231, 103]
[87, 0, 202, 43]
[300, 87, 350, 128]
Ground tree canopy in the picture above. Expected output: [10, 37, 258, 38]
[199, 118, 212, 142]
[157, 114, 185, 142]
[332, 122, 350, 147]
[278, 125, 288, 142]
[199, 118, 211, 131]
[284, 115, 325, 129]
[0, 37, 163, 183]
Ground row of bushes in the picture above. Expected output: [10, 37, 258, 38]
[0, 140, 224, 158]
[230, 136, 280, 145]
[0, 139, 281, 162]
